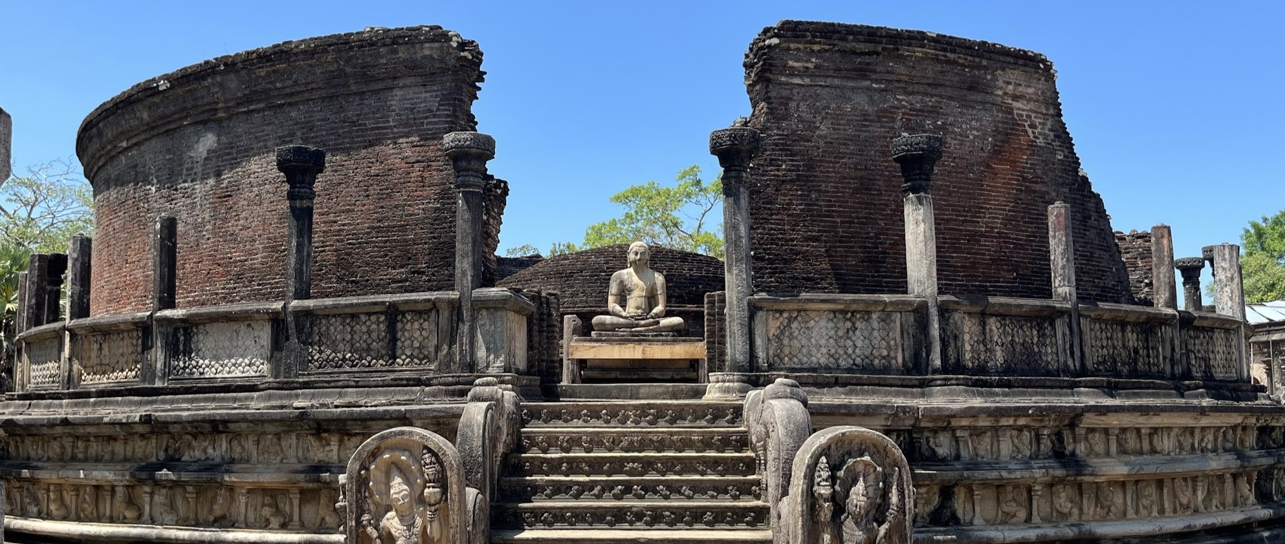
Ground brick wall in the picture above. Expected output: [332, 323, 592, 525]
[518, 289, 561, 384]
[743, 21, 1133, 303]
[496, 255, 545, 282]
[1116, 230, 1154, 306]
[77, 27, 501, 316]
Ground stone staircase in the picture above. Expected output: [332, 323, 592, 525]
[491, 401, 772, 544]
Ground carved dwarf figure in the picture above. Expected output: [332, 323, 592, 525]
[591, 242, 684, 333]
[1052, 485, 1079, 522]
[998, 485, 1027, 524]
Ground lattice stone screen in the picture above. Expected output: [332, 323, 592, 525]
[1082, 318, 1173, 378]
[941, 311, 1064, 376]
[23, 335, 62, 390]
[169, 320, 272, 379]
[1184, 326, 1241, 381]
[304, 308, 447, 373]
[72, 329, 144, 386]
[750, 295, 926, 374]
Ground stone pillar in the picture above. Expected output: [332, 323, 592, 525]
[66, 236, 92, 320]
[0, 106, 11, 181]
[1211, 243, 1249, 382]
[1048, 202, 1084, 375]
[276, 145, 326, 302]
[443, 131, 495, 374]
[22, 254, 49, 330]
[14, 272, 26, 335]
[707, 125, 760, 398]
[43, 254, 67, 323]
[152, 215, 178, 311]
[892, 134, 943, 373]
[1175, 257, 1205, 312]
[1151, 224, 1177, 309]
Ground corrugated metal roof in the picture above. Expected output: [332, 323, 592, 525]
[1247, 300, 1285, 324]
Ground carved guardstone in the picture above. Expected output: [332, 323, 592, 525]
[343, 427, 467, 544]
[784, 426, 913, 544]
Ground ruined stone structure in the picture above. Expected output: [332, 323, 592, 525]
[2, 20, 1282, 544]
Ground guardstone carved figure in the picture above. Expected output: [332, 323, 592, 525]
[344, 427, 466, 544]
[591, 242, 684, 333]
[784, 426, 912, 544]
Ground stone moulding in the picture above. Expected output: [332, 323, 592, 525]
[784, 426, 914, 544]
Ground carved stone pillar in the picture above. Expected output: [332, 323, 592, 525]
[1048, 202, 1084, 375]
[707, 125, 760, 399]
[275, 145, 326, 302]
[275, 146, 325, 379]
[892, 134, 942, 373]
[43, 254, 67, 323]
[22, 255, 49, 331]
[1151, 224, 1177, 309]
[1175, 257, 1204, 311]
[443, 132, 495, 374]
[1211, 243, 1248, 381]
[66, 235, 92, 320]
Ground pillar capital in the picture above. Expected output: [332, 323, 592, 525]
[891, 134, 943, 196]
[1175, 257, 1205, 279]
[275, 145, 326, 201]
[443, 132, 495, 191]
[709, 126, 761, 174]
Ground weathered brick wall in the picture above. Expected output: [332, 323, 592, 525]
[519, 289, 561, 384]
[704, 291, 727, 374]
[744, 21, 1133, 303]
[77, 27, 501, 316]
[496, 255, 545, 282]
[1116, 230, 1154, 306]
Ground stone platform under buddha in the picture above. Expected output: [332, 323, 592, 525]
[563, 335, 706, 384]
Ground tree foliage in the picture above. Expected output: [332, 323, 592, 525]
[0, 160, 93, 252]
[541, 166, 723, 258]
[1241, 210, 1285, 304]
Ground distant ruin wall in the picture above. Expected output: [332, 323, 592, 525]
[77, 26, 500, 316]
[744, 21, 1133, 303]
[1116, 230, 1155, 306]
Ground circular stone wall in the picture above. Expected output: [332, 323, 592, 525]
[497, 244, 724, 313]
[745, 21, 1133, 303]
[77, 26, 506, 316]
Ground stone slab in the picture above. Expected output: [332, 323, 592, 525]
[568, 339, 705, 360]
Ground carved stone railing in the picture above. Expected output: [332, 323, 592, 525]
[14, 289, 535, 393]
[939, 296, 1070, 377]
[1079, 303, 1176, 379]
[738, 293, 1248, 386]
[750, 295, 929, 375]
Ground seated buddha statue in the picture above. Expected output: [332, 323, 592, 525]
[590, 242, 685, 333]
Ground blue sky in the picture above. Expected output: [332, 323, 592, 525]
[2, 1, 1282, 290]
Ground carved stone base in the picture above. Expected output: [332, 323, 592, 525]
[704, 373, 754, 400]
[590, 331, 678, 338]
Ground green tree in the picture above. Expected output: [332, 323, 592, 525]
[556, 165, 723, 259]
[1241, 210, 1285, 304]
[504, 244, 542, 258]
[0, 160, 93, 252]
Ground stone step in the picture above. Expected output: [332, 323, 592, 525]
[492, 500, 770, 530]
[507, 452, 756, 478]
[492, 528, 773, 544]
[499, 475, 761, 502]
[520, 402, 743, 428]
[518, 427, 749, 454]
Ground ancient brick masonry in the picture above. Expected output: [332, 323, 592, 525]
[1116, 230, 1155, 306]
[743, 21, 1133, 303]
[77, 27, 506, 316]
